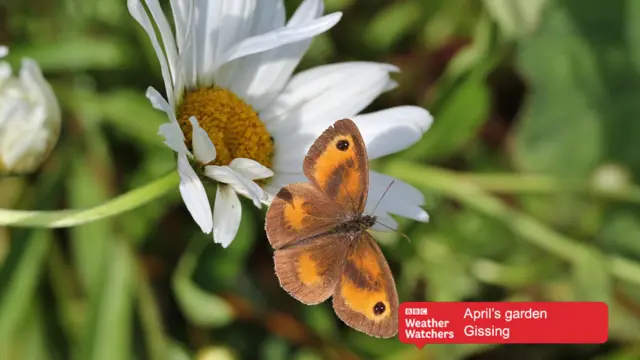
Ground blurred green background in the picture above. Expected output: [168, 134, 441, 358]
[2, 0, 640, 359]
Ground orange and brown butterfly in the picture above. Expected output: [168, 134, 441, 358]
[265, 118, 399, 338]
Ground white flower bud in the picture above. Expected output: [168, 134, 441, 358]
[0, 46, 61, 174]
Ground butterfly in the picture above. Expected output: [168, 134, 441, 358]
[265, 118, 398, 338]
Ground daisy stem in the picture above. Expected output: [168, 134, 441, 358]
[386, 161, 640, 286]
[0, 172, 179, 228]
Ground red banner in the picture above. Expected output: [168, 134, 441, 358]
[399, 302, 608, 348]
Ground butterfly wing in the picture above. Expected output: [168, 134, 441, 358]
[265, 182, 343, 249]
[273, 233, 350, 305]
[332, 232, 399, 338]
[303, 119, 369, 215]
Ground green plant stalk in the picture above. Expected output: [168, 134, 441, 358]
[386, 161, 640, 286]
[462, 173, 640, 204]
[0, 172, 179, 228]
[47, 241, 83, 346]
[136, 266, 168, 360]
[0, 232, 51, 354]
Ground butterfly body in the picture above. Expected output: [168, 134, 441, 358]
[329, 214, 376, 235]
[265, 119, 399, 338]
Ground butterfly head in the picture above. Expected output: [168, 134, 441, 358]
[359, 214, 377, 230]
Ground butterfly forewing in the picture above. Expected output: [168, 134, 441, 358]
[265, 182, 343, 249]
[332, 232, 399, 338]
[303, 119, 369, 215]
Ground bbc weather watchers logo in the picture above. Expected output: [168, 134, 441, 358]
[405, 307, 428, 315]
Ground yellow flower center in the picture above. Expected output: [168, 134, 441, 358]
[176, 86, 273, 169]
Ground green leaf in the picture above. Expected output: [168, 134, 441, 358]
[167, 340, 193, 360]
[324, 0, 356, 12]
[407, 66, 491, 161]
[302, 306, 338, 340]
[200, 205, 256, 289]
[418, 235, 478, 301]
[571, 248, 612, 302]
[57, 88, 167, 149]
[0, 232, 51, 356]
[67, 113, 114, 297]
[364, 1, 424, 52]
[6, 298, 52, 360]
[260, 337, 289, 360]
[173, 238, 234, 327]
[8, 37, 130, 72]
[514, 0, 640, 260]
[80, 241, 135, 360]
[513, 2, 603, 176]
[482, 0, 549, 40]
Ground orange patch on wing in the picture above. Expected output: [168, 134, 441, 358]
[313, 135, 356, 188]
[283, 196, 308, 231]
[349, 247, 383, 279]
[338, 169, 361, 204]
[340, 278, 390, 321]
[298, 252, 321, 285]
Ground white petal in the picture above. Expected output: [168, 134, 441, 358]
[223, 0, 323, 108]
[146, 87, 178, 123]
[158, 122, 190, 156]
[371, 212, 399, 232]
[351, 106, 434, 159]
[174, 0, 196, 90]
[214, 0, 286, 91]
[219, 12, 341, 67]
[366, 171, 429, 223]
[213, 184, 242, 248]
[20, 59, 60, 124]
[288, 0, 324, 26]
[204, 165, 264, 208]
[263, 172, 307, 195]
[369, 171, 425, 206]
[262, 62, 398, 132]
[192, 0, 222, 85]
[195, 0, 257, 85]
[271, 131, 317, 172]
[384, 79, 399, 92]
[251, 0, 285, 35]
[144, 0, 179, 86]
[189, 117, 216, 163]
[177, 154, 213, 234]
[169, 0, 191, 52]
[128, 0, 175, 106]
[229, 158, 274, 180]
[0, 46, 8, 58]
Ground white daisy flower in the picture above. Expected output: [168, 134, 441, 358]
[0, 46, 61, 175]
[129, 0, 433, 248]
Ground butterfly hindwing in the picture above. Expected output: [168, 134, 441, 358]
[332, 232, 399, 338]
[303, 119, 369, 215]
[273, 233, 350, 305]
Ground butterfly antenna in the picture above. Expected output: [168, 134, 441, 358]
[373, 219, 412, 242]
[369, 180, 395, 216]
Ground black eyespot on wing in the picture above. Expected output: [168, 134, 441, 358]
[373, 301, 386, 315]
[336, 139, 349, 151]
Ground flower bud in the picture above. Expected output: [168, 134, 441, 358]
[0, 46, 61, 174]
